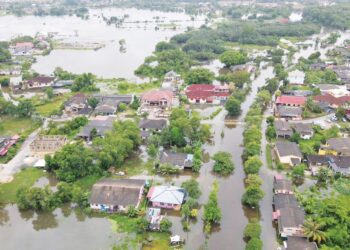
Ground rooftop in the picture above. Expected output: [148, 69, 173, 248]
[275, 141, 302, 158]
[276, 96, 306, 106]
[139, 119, 167, 130]
[147, 185, 186, 205]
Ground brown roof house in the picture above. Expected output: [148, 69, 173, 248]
[25, 75, 55, 90]
[275, 106, 303, 121]
[139, 119, 167, 140]
[306, 155, 329, 176]
[64, 93, 92, 116]
[157, 150, 194, 170]
[275, 207, 305, 238]
[89, 178, 145, 212]
[275, 141, 303, 166]
[283, 236, 318, 250]
[275, 121, 293, 138]
[30, 135, 67, 156]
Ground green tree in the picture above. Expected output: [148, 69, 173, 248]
[292, 164, 305, 182]
[244, 219, 261, 240]
[181, 179, 201, 199]
[16, 100, 35, 117]
[335, 107, 346, 120]
[160, 218, 172, 232]
[244, 156, 262, 175]
[266, 125, 276, 140]
[212, 151, 235, 175]
[45, 87, 54, 99]
[72, 73, 96, 92]
[242, 185, 264, 208]
[87, 97, 99, 109]
[219, 50, 247, 67]
[303, 219, 326, 244]
[245, 238, 263, 250]
[203, 181, 221, 228]
[185, 68, 214, 85]
[225, 96, 241, 117]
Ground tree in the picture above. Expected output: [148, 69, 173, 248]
[244, 156, 262, 175]
[16, 100, 35, 117]
[256, 90, 271, 108]
[72, 73, 96, 92]
[89, 128, 98, 140]
[244, 219, 261, 240]
[245, 238, 263, 250]
[219, 50, 247, 67]
[136, 217, 150, 233]
[290, 132, 301, 143]
[336, 107, 346, 120]
[203, 181, 221, 228]
[292, 164, 305, 182]
[241, 185, 264, 208]
[225, 96, 241, 117]
[0, 77, 10, 87]
[45, 87, 54, 99]
[160, 218, 172, 232]
[266, 125, 276, 140]
[88, 97, 99, 109]
[181, 179, 201, 199]
[245, 174, 263, 187]
[212, 151, 235, 175]
[185, 68, 214, 85]
[303, 219, 326, 244]
[317, 167, 329, 185]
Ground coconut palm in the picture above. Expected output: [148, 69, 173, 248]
[303, 219, 326, 244]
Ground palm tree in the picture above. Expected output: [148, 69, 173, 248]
[303, 219, 326, 244]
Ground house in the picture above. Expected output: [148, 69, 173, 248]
[275, 106, 303, 121]
[274, 207, 305, 238]
[274, 121, 293, 138]
[328, 156, 350, 176]
[146, 207, 164, 231]
[313, 94, 348, 109]
[29, 135, 67, 156]
[185, 84, 230, 104]
[92, 94, 133, 105]
[164, 71, 181, 82]
[275, 141, 303, 166]
[293, 123, 313, 140]
[24, 76, 55, 89]
[288, 70, 305, 85]
[306, 155, 329, 175]
[319, 138, 350, 156]
[318, 84, 350, 98]
[283, 236, 318, 250]
[92, 94, 133, 116]
[147, 185, 187, 211]
[10, 42, 34, 55]
[273, 193, 299, 210]
[0, 135, 19, 156]
[89, 178, 145, 212]
[276, 96, 306, 107]
[332, 66, 350, 84]
[141, 90, 174, 108]
[273, 175, 293, 194]
[230, 63, 255, 73]
[139, 119, 167, 140]
[52, 80, 74, 88]
[283, 90, 313, 97]
[158, 150, 193, 170]
[310, 62, 326, 71]
[64, 93, 92, 116]
[77, 116, 116, 141]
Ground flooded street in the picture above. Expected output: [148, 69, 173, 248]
[0, 8, 205, 80]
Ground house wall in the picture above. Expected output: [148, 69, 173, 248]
[151, 202, 181, 211]
[280, 226, 303, 238]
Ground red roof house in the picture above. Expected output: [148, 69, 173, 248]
[276, 96, 306, 107]
[185, 84, 230, 104]
[314, 94, 350, 108]
[141, 90, 174, 108]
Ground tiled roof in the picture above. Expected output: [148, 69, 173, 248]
[142, 90, 173, 102]
[276, 96, 306, 106]
[276, 141, 302, 158]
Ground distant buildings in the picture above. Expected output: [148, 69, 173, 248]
[10, 42, 34, 56]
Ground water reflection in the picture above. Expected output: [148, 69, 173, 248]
[32, 212, 58, 231]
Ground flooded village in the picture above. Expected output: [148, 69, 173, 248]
[1, 1, 350, 250]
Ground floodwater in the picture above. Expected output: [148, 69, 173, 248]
[0, 8, 205, 80]
[0, 204, 115, 250]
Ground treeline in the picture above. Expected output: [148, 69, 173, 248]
[304, 5, 350, 30]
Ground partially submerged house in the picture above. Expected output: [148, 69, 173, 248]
[185, 84, 230, 104]
[319, 138, 350, 156]
[293, 123, 313, 140]
[64, 93, 92, 116]
[306, 155, 329, 176]
[158, 150, 194, 170]
[147, 185, 187, 211]
[275, 141, 303, 166]
[275, 207, 305, 238]
[275, 121, 293, 138]
[77, 116, 116, 141]
[306, 154, 350, 176]
[89, 178, 145, 212]
[283, 236, 318, 250]
[24, 75, 55, 90]
[139, 119, 167, 140]
[273, 175, 293, 194]
[275, 106, 303, 121]
[276, 96, 306, 107]
[29, 135, 67, 156]
[10, 42, 34, 55]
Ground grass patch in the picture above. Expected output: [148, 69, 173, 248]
[74, 174, 102, 191]
[35, 95, 70, 117]
[0, 168, 45, 204]
[102, 79, 160, 94]
[0, 116, 39, 136]
[334, 178, 350, 196]
[119, 158, 154, 176]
